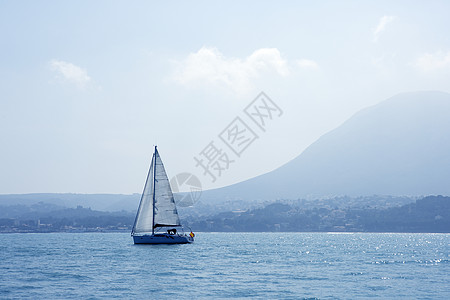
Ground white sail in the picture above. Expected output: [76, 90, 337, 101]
[153, 150, 181, 228]
[132, 147, 180, 235]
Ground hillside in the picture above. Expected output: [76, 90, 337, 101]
[2, 195, 446, 233]
[187, 195, 450, 233]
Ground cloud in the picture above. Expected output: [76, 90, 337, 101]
[296, 59, 319, 70]
[414, 51, 450, 72]
[171, 47, 290, 93]
[373, 15, 395, 42]
[50, 59, 91, 88]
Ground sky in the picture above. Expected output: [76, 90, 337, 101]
[1, 1, 450, 194]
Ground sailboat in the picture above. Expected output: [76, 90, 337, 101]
[131, 146, 194, 244]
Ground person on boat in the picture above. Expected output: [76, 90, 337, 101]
[167, 229, 177, 235]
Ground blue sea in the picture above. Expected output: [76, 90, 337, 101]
[0, 232, 448, 299]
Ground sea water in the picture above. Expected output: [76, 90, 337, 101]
[0, 232, 448, 299]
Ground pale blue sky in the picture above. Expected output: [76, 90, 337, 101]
[1, 1, 449, 193]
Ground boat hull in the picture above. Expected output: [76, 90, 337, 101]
[133, 234, 194, 244]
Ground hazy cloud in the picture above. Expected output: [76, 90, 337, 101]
[50, 59, 91, 88]
[414, 51, 450, 71]
[171, 47, 289, 93]
[373, 15, 395, 42]
[296, 59, 319, 70]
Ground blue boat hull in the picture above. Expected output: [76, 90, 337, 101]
[133, 234, 194, 244]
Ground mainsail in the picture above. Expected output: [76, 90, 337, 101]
[132, 147, 181, 235]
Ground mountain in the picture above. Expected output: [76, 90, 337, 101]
[2, 91, 449, 209]
[0, 193, 140, 211]
[200, 91, 450, 202]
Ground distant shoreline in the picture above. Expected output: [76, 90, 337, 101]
[1, 230, 448, 234]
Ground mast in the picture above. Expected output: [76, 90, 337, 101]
[151, 146, 157, 235]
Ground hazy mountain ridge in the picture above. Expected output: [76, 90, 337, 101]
[1, 91, 449, 212]
[0, 193, 140, 212]
[200, 91, 450, 202]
